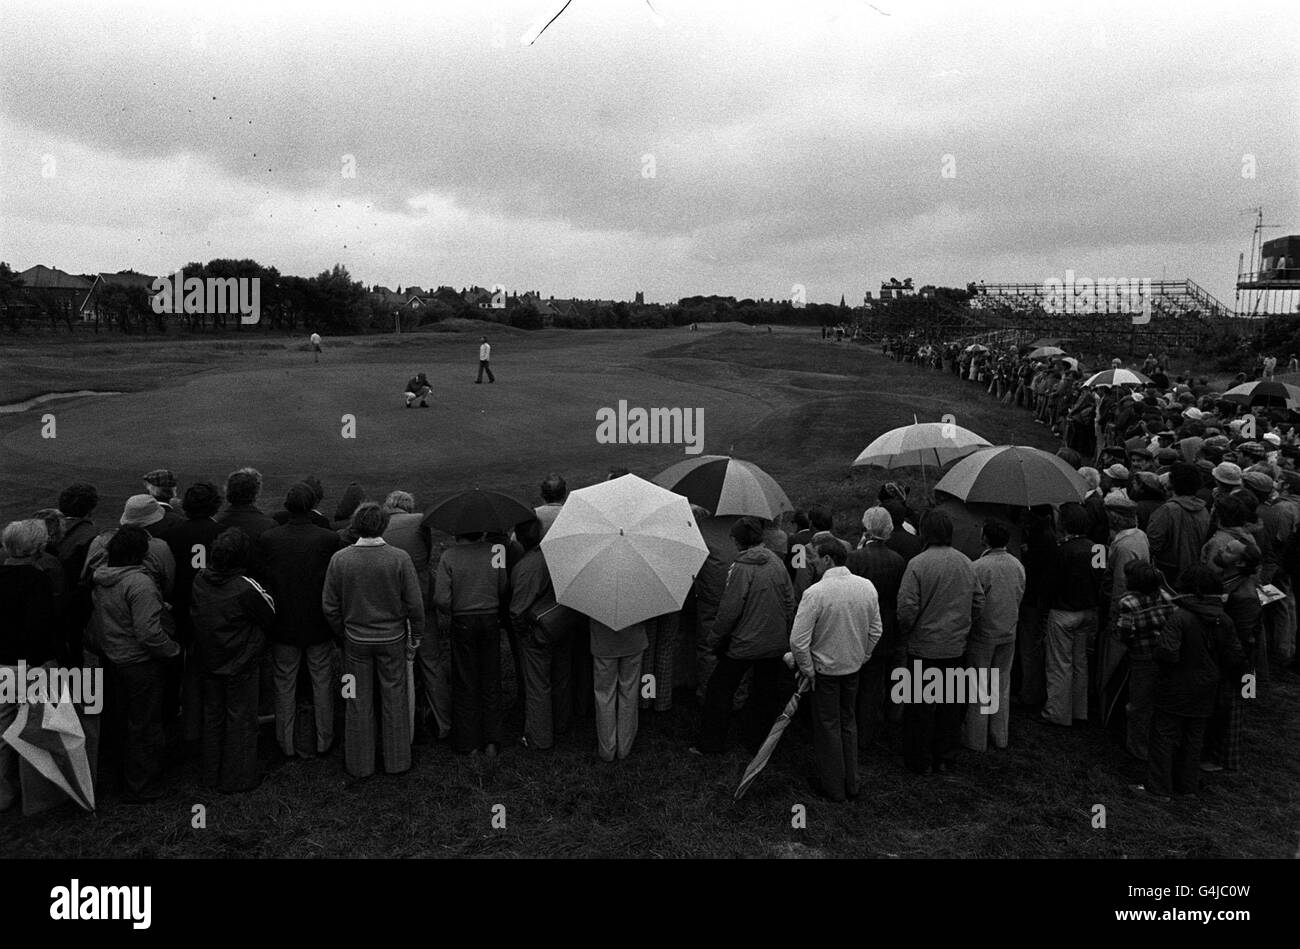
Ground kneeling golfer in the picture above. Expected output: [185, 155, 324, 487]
[405, 372, 432, 408]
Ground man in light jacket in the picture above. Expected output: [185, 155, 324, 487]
[897, 509, 983, 774]
[692, 517, 796, 756]
[789, 538, 882, 802]
[963, 520, 1024, 752]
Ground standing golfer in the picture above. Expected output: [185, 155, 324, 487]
[310, 331, 322, 363]
[476, 337, 495, 384]
[404, 372, 432, 409]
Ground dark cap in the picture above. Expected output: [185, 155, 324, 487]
[142, 468, 176, 488]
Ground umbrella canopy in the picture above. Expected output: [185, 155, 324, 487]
[1028, 346, 1066, 359]
[1, 687, 95, 812]
[540, 474, 708, 630]
[421, 488, 534, 535]
[652, 455, 792, 521]
[934, 445, 1088, 507]
[963, 343, 990, 353]
[1082, 368, 1152, 389]
[852, 422, 991, 469]
[735, 673, 810, 800]
[1221, 380, 1300, 410]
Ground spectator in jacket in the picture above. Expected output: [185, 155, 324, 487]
[1203, 541, 1260, 773]
[1147, 463, 1211, 585]
[1135, 566, 1245, 801]
[158, 482, 226, 750]
[692, 517, 796, 755]
[848, 506, 906, 745]
[215, 468, 277, 546]
[333, 482, 368, 543]
[434, 529, 508, 756]
[963, 520, 1025, 752]
[2, 510, 69, 656]
[789, 538, 882, 801]
[82, 497, 178, 602]
[141, 469, 184, 536]
[509, 518, 573, 750]
[690, 511, 734, 697]
[55, 482, 100, 594]
[91, 525, 180, 803]
[882, 498, 922, 563]
[1114, 560, 1173, 760]
[534, 473, 567, 538]
[323, 503, 424, 777]
[0, 520, 60, 812]
[1201, 496, 1259, 579]
[1015, 507, 1055, 707]
[1103, 494, 1150, 630]
[259, 483, 343, 758]
[897, 509, 982, 774]
[1041, 503, 1102, 727]
[1079, 468, 1109, 546]
[272, 475, 331, 529]
[191, 528, 276, 793]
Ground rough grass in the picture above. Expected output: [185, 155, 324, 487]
[1, 328, 1297, 858]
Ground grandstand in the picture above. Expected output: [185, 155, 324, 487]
[860, 278, 1235, 354]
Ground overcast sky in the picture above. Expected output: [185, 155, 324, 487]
[1, 0, 1296, 304]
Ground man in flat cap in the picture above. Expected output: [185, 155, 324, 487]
[142, 468, 184, 535]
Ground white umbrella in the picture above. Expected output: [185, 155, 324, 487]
[1083, 368, 1152, 388]
[852, 421, 991, 470]
[540, 474, 708, 631]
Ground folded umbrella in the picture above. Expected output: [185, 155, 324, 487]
[421, 488, 535, 536]
[734, 673, 810, 800]
[2, 683, 95, 813]
[541, 474, 708, 631]
[652, 455, 792, 521]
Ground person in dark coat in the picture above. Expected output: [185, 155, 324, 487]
[158, 482, 227, 749]
[1147, 463, 1212, 584]
[272, 475, 332, 530]
[0, 519, 60, 812]
[258, 483, 344, 758]
[1203, 541, 1260, 773]
[191, 528, 276, 793]
[692, 517, 796, 755]
[1135, 566, 1245, 801]
[882, 499, 922, 563]
[215, 468, 277, 548]
[1040, 503, 1102, 726]
[332, 481, 367, 538]
[848, 506, 906, 745]
[508, 518, 574, 751]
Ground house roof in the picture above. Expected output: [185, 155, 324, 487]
[18, 265, 93, 290]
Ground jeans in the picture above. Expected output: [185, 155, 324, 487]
[343, 638, 410, 777]
[271, 641, 335, 756]
[413, 616, 452, 739]
[117, 659, 167, 800]
[1043, 608, 1095, 725]
[962, 639, 1014, 751]
[476, 360, 495, 383]
[1146, 710, 1207, 797]
[518, 630, 573, 749]
[450, 613, 502, 752]
[810, 671, 860, 800]
[697, 654, 784, 754]
[592, 654, 642, 761]
[200, 665, 260, 792]
[1126, 655, 1156, 760]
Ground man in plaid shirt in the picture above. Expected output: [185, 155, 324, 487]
[1115, 559, 1173, 761]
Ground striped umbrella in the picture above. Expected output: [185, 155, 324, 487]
[735, 673, 810, 800]
[2, 685, 95, 812]
[652, 455, 792, 520]
[1221, 380, 1300, 410]
[852, 421, 991, 470]
[1082, 368, 1152, 388]
[933, 445, 1088, 507]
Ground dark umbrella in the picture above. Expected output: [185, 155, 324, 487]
[421, 489, 534, 535]
[734, 673, 810, 800]
[1221, 380, 1300, 411]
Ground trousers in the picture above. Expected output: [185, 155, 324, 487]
[592, 654, 641, 761]
[810, 671, 860, 801]
[200, 665, 260, 792]
[271, 641, 335, 756]
[343, 638, 410, 777]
